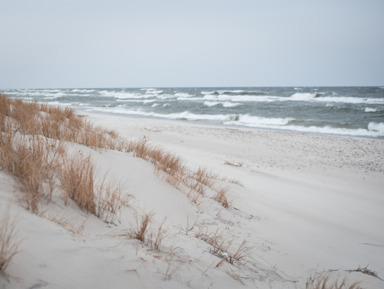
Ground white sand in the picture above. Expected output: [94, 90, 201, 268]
[1, 113, 383, 289]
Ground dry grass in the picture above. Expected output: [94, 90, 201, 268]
[60, 155, 126, 222]
[60, 155, 97, 214]
[213, 188, 232, 209]
[0, 129, 64, 213]
[0, 94, 125, 151]
[185, 215, 199, 235]
[128, 212, 167, 250]
[148, 217, 167, 250]
[0, 208, 21, 275]
[191, 167, 216, 188]
[196, 226, 249, 265]
[127, 138, 230, 208]
[0, 94, 126, 220]
[131, 212, 154, 243]
[352, 265, 379, 278]
[306, 275, 362, 289]
[95, 178, 127, 223]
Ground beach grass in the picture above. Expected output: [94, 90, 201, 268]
[0, 209, 20, 275]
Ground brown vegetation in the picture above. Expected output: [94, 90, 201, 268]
[196, 226, 250, 266]
[213, 188, 232, 209]
[306, 275, 361, 289]
[0, 209, 20, 275]
[129, 212, 167, 250]
[0, 94, 125, 221]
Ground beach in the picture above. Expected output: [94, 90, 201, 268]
[1, 110, 384, 289]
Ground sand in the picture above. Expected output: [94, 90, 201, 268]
[1, 112, 383, 289]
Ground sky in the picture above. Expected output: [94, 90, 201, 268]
[1, 0, 383, 89]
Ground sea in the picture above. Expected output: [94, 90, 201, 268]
[2, 87, 384, 139]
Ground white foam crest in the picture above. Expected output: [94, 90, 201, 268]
[143, 99, 156, 104]
[290, 93, 384, 104]
[365, 107, 377, 112]
[223, 102, 242, 108]
[151, 103, 159, 107]
[141, 88, 163, 94]
[177, 97, 204, 101]
[290, 93, 319, 101]
[218, 90, 245, 94]
[204, 94, 281, 102]
[71, 89, 96, 93]
[99, 90, 152, 99]
[201, 90, 216, 95]
[93, 107, 232, 122]
[204, 101, 220, 107]
[317, 96, 384, 104]
[174, 92, 192, 97]
[158, 94, 179, 100]
[284, 124, 384, 137]
[225, 115, 293, 128]
[368, 122, 384, 134]
[43, 92, 67, 99]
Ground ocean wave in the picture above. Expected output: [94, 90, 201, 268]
[224, 115, 293, 128]
[174, 92, 193, 97]
[99, 90, 153, 99]
[71, 89, 96, 93]
[203, 101, 242, 108]
[202, 90, 266, 96]
[141, 88, 164, 94]
[203, 94, 269, 102]
[223, 102, 242, 108]
[290, 93, 384, 104]
[203, 101, 220, 107]
[225, 117, 384, 137]
[368, 122, 384, 134]
[283, 123, 384, 138]
[365, 107, 377, 113]
[93, 108, 235, 122]
[290, 92, 324, 100]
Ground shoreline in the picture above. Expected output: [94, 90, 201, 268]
[80, 108, 384, 141]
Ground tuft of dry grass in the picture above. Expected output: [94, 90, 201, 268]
[128, 212, 167, 250]
[213, 188, 232, 209]
[196, 226, 250, 266]
[353, 265, 379, 278]
[148, 217, 167, 250]
[60, 155, 97, 215]
[0, 208, 21, 275]
[0, 129, 64, 213]
[191, 167, 216, 188]
[95, 178, 128, 224]
[306, 275, 362, 289]
[59, 155, 126, 222]
[132, 212, 154, 243]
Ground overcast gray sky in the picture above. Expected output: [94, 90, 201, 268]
[1, 0, 383, 89]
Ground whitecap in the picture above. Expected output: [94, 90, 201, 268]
[203, 101, 220, 107]
[201, 91, 216, 95]
[364, 107, 377, 113]
[290, 93, 319, 101]
[368, 122, 384, 134]
[223, 102, 242, 108]
[225, 115, 293, 128]
[174, 92, 192, 97]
